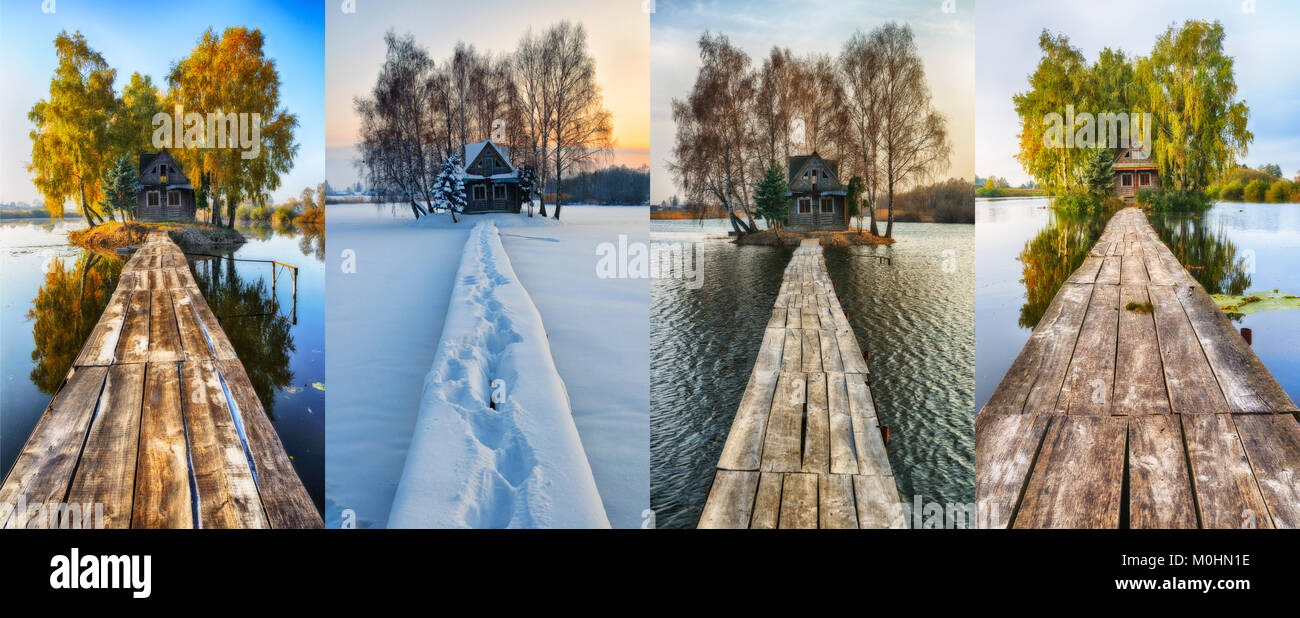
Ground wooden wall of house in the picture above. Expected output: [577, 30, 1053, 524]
[464, 181, 521, 213]
[137, 188, 196, 221]
[1114, 168, 1161, 200]
[788, 193, 846, 229]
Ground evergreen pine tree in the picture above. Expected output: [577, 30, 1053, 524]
[432, 154, 467, 223]
[753, 165, 789, 230]
[100, 154, 138, 223]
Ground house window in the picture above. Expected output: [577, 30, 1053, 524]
[1121, 173, 1132, 187]
[820, 196, 834, 213]
[797, 198, 811, 214]
[168, 191, 181, 206]
[1139, 172, 1150, 186]
[147, 191, 159, 206]
[821, 170, 828, 179]
[473, 185, 486, 200]
[493, 185, 506, 200]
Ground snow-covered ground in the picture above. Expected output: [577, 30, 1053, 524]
[325, 203, 648, 528]
[389, 221, 608, 528]
[498, 205, 649, 528]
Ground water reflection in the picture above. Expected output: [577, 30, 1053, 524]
[188, 253, 296, 420]
[1148, 213, 1251, 298]
[27, 252, 123, 394]
[1016, 204, 1115, 328]
[1015, 204, 1251, 329]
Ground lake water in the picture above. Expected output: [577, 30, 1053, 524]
[975, 198, 1300, 411]
[650, 218, 975, 528]
[0, 217, 325, 514]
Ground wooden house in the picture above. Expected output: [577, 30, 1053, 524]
[463, 140, 521, 214]
[137, 149, 196, 221]
[786, 152, 848, 230]
[1113, 145, 1160, 202]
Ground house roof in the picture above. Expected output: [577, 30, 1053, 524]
[464, 140, 513, 171]
[138, 149, 184, 176]
[1113, 145, 1157, 170]
[787, 152, 839, 183]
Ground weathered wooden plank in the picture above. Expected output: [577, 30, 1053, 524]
[1055, 284, 1119, 415]
[0, 366, 109, 529]
[114, 289, 152, 364]
[1014, 416, 1126, 529]
[1149, 285, 1231, 415]
[217, 358, 323, 528]
[768, 306, 787, 329]
[781, 327, 801, 372]
[975, 413, 1049, 529]
[1128, 415, 1198, 529]
[749, 472, 782, 529]
[1095, 256, 1122, 286]
[846, 373, 891, 477]
[186, 287, 239, 360]
[826, 372, 858, 475]
[785, 303, 802, 330]
[1067, 256, 1103, 284]
[819, 474, 857, 529]
[65, 364, 146, 529]
[853, 474, 905, 528]
[171, 287, 212, 361]
[1233, 414, 1300, 529]
[717, 329, 784, 470]
[148, 287, 183, 362]
[836, 329, 868, 374]
[761, 372, 806, 473]
[1120, 251, 1149, 285]
[181, 360, 269, 529]
[818, 329, 844, 373]
[800, 328, 821, 372]
[74, 275, 134, 366]
[801, 372, 829, 474]
[1182, 413, 1274, 529]
[1114, 285, 1171, 415]
[982, 283, 1092, 415]
[131, 363, 192, 529]
[1177, 284, 1298, 414]
[778, 473, 818, 529]
[697, 470, 759, 529]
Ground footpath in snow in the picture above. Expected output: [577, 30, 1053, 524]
[499, 205, 650, 528]
[388, 220, 609, 528]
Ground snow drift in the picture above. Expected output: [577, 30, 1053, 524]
[388, 220, 609, 528]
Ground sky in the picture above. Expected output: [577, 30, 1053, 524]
[0, 0, 324, 206]
[649, 0, 975, 204]
[325, 0, 650, 191]
[977, 0, 1300, 186]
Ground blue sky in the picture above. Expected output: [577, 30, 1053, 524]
[977, 0, 1300, 186]
[0, 0, 324, 205]
[650, 0, 975, 203]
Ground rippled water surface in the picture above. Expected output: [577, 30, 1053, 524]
[650, 219, 974, 528]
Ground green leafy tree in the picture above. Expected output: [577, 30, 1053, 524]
[1013, 31, 1093, 194]
[101, 154, 138, 222]
[1258, 163, 1282, 178]
[28, 31, 119, 226]
[753, 164, 788, 230]
[1136, 20, 1251, 191]
[167, 27, 300, 228]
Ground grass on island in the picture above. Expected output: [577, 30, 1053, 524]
[70, 220, 245, 251]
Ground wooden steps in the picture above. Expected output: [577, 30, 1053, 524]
[0, 232, 322, 529]
[977, 208, 1300, 529]
[698, 239, 904, 528]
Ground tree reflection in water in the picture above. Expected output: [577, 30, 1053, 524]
[189, 252, 295, 420]
[1017, 204, 1250, 329]
[27, 252, 123, 394]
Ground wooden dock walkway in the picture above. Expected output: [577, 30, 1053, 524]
[0, 232, 322, 529]
[977, 207, 1300, 529]
[698, 239, 904, 528]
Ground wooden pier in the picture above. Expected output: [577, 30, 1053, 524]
[698, 239, 904, 528]
[977, 207, 1300, 529]
[0, 232, 322, 529]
